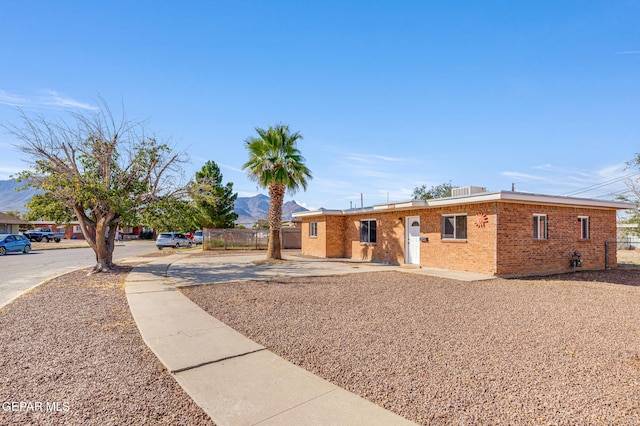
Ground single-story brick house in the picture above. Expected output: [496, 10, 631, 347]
[293, 188, 635, 276]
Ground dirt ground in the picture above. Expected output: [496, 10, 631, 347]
[0, 266, 213, 425]
[2, 247, 639, 425]
[183, 268, 640, 425]
[618, 249, 640, 267]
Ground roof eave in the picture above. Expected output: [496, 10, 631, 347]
[292, 191, 636, 218]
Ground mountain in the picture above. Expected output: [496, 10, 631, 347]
[233, 194, 309, 226]
[0, 179, 41, 213]
[0, 179, 309, 225]
[234, 194, 270, 226]
[283, 199, 309, 221]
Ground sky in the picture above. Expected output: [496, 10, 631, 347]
[1, 1, 639, 210]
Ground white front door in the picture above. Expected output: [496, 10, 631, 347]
[406, 216, 421, 265]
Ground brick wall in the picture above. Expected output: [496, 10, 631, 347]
[326, 215, 346, 257]
[302, 204, 500, 272]
[299, 201, 619, 276]
[300, 218, 326, 257]
[300, 215, 346, 258]
[344, 211, 405, 263]
[495, 202, 617, 275]
[421, 202, 498, 274]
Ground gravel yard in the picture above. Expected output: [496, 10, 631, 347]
[0, 267, 213, 425]
[182, 269, 640, 425]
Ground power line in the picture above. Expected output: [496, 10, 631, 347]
[589, 190, 631, 201]
[560, 170, 640, 197]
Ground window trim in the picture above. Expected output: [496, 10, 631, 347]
[441, 214, 467, 240]
[360, 218, 377, 244]
[533, 214, 548, 240]
[309, 221, 318, 238]
[578, 216, 590, 240]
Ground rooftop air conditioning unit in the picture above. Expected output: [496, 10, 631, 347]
[451, 186, 487, 197]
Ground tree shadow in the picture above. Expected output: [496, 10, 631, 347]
[367, 215, 405, 265]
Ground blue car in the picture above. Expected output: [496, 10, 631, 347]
[0, 234, 32, 256]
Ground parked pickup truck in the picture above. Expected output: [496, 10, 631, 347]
[22, 228, 66, 243]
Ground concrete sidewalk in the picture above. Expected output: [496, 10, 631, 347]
[126, 253, 493, 425]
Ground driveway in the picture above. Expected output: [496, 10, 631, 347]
[166, 252, 493, 288]
[166, 253, 399, 287]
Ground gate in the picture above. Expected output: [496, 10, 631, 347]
[281, 227, 301, 249]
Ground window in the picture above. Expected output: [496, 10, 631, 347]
[533, 214, 548, 240]
[309, 221, 318, 237]
[73, 226, 81, 233]
[442, 214, 467, 240]
[360, 219, 377, 243]
[578, 216, 589, 239]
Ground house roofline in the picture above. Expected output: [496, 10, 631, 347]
[0, 212, 28, 225]
[617, 223, 639, 228]
[292, 191, 636, 218]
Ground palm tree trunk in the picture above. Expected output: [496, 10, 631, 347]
[267, 183, 285, 260]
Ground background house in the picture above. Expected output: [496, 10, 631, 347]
[26, 221, 149, 240]
[0, 212, 28, 234]
[617, 223, 640, 249]
[294, 188, 634, 276]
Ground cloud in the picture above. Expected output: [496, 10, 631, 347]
[40, 90, 97, 110]
[313, 176, 350, 189]
[373, 154, 404, 162]
[342, 152, 407, 164]
[0, 90, 31, 107]
[0, 89, 97, 110]
[503, 164, 625, 185]
[501, 171, 551, 182]
[616, 50, 640, 55]
[236, 190, 261, 198]
[338, 151, 415, 181]
[502, 162, 637, 200]
[531, 164, 553, 170]
[218, 162, 244, 173]
[594, 162, 627, 179]
[0, 165, 27, 179]
[294, 200, 323, 211]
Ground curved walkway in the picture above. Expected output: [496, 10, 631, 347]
[125, 253, 492, 425]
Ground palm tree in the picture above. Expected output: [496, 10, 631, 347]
[243, 124, 312, 260]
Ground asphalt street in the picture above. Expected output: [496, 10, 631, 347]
[0, 240, 158, 308]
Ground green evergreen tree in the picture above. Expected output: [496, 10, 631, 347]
[139, 195, 199, 232]
[191, 161, 238, 229]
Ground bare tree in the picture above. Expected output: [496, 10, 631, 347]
[5, 98, 187, 272]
